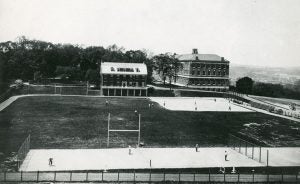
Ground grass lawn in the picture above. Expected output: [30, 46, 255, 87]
[0, 96, 300, 169]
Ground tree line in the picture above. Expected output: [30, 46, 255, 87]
[0, 36, 182, 93]
[234, 77, 300, 100]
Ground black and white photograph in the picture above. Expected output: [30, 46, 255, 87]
[0, 0, 300, 183]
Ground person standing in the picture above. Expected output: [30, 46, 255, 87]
[49, 158, 53, 166]
[128, 145, 132, 155]
[195, 144, 199, 152]
[225, 151, 229, 161]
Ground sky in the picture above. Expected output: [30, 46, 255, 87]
[0, 0, 300, 67]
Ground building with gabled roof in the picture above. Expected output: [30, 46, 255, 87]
[175, 49, 230, 91]
[100, 62, 148, 96]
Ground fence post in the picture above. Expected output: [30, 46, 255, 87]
[224, 172, 226, 182]
[117, 170, 119, 182]
[178, 172, 180, 182]
[37, 171, 39, 182]
[54, 171, 56, 182]
[133, 170, 135, 183]
[238, 173, 240, 183]
[21, 171, 23, 181]
[259, 147, 261, 162]
[239, 140, 241, 153]
[281, 169, 284, 182]
[70, 171, 72, 181]
[193, 173, 195, 182]
[252, 146, 254, 159]
[149, 168, 151, 182]
[267, 150, 269, 167]
[245, 142, 248, 156]
[163, 169, 165, 182]
[102, 171, 104, 182]
[86, 172, 88, 181]
[208, 168, 211, 182]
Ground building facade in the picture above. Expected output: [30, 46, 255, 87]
[100, 62, 148, 96]
[175, 49, 230, 91]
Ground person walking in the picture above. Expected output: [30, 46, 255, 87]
[195, 144, 199, 152]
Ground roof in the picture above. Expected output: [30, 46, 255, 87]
[101, 62, 147, 75]
[176, 54, 229, 62]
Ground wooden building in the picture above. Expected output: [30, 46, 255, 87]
[175, 49, 230, 91]
[100, 62, 148, 96]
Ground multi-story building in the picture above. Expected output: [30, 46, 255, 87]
[100, 62, 148, 96]
[175, 49, 230, 91]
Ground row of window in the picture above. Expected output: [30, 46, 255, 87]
[191, 69, 228, 76]
[191, 63, 229, 69]
[103, 81, 145, 87]
[110, 67, 140, 72]
[103, 75, 145, 80]
[188, 79, 228, 86]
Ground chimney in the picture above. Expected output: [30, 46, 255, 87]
[192, 48, 198, 54]
[221, 57, 224, 62]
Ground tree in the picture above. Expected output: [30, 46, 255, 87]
[153, 53, 182, 86]
[85, 69, 100, 84]
[236, 77, 254, 94]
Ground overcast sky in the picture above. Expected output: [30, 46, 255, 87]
[0, 0, 300, 67]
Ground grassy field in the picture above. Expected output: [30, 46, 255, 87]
[0, 96, 300, 169]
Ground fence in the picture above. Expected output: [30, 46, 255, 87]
[225, 91, 300, 120]
[0, 170, 299, 183]
[26, 84, 90, 96]
[228, 134, 270, 165]
[16, 135, 31, 170]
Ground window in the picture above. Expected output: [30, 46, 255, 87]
[136, 68, 140, 72]
[111, 67, 115, 71]
[197, 71, 201, 75]
[202, 71, 206, 75]
[191, 70, 195, 75]
[208, 70, 211, 75]
[213, 70, 216, 75]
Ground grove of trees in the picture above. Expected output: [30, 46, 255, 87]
[0, 36, 155, 92]
[235, 77, 300, 100]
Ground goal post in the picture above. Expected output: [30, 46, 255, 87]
[107, 113, 141, 148]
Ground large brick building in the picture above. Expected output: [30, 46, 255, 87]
[100, 62, 148, 96]
[175, 49, 230, 91]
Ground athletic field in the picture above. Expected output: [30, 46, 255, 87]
[1, 95, 300, 170]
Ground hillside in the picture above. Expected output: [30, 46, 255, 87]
[230, 64, 300, 85]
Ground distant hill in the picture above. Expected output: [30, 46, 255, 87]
[230, 64, 300, 85]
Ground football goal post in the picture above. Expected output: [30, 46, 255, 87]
[107, 113, 141, 147]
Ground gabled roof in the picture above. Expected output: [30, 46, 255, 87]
[176, 54, 229, 62]
[101, 62, 147, 75]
